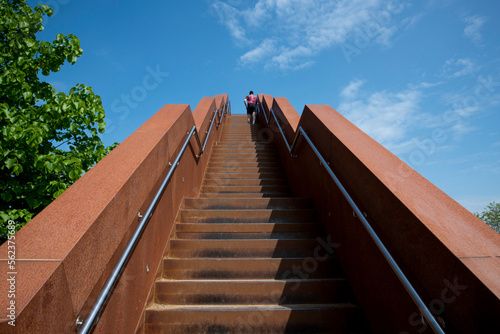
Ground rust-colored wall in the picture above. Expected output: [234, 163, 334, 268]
[257, 94, 273, 126]
[265, 97, 500, 333]
[0, 96, 228, 333]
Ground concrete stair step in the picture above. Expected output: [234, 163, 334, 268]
[215, 142, 274, 148]
[154, 278, 352, 305]
[145, 304, 367, 334]
[175, 222, 322, 233]
[211, 151, 278, 156]
[222, 126, 262, 129]
[202, 179, 287, 186]
[211, 148, 277, 154]
[210, 152, 277, 157]
[169, 239, 329, 258]
[162, 258, 344, 280]
[212, 146, 275, 152]
[220, 134, 261, 137]
[208, 161, 282, 168]
[199, 192, 292, 198]
[206, 167, 284, 174]
[220, 135, 268, 139]
[203, 172, 284, 180]
[218, 138, 270, 143]
[179, 209, 317, 224]
[200, 185, 290, 195]
[209, 155, 279, 161]
[183, 197, 312, 210]
[217, 142, 273, 147]
[176, 231, 322, 240]
[222, 128, 264, 131]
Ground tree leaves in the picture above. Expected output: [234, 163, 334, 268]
[0, 0, 117, 242]
[476, 202, 500, 233]
[4, 158, 17, 169]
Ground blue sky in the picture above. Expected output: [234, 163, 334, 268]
[30, 0, 500, 214]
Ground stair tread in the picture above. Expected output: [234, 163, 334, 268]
[148, 303, 360, 311]
[171, 238, 322, 242]
[157, 278, 345, 283]
[164, 257, 335, 261]
[176, 223, 321, 231]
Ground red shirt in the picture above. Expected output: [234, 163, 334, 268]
[246, 95, 258, 104]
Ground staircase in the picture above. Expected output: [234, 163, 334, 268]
[144, 115, 369, 333]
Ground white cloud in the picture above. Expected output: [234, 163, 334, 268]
[408, 81, 444, 89]
[441, 58, 476, 78]
[450, 122, 475, 139]
[212, 0, 413, 70]
[212, 1, 247, 43]
[340, 79, 365, 98]
[269, 45, 315, 70]
[338, 81, 421, 148]
[401, 13, 424, 31]
[239, 39, 276, 66]
[338, 73, 500, 156]
[463, 15, 487, 44]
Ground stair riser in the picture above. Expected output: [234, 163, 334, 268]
[163, 258, 344, 280]
[202, 179, 287, 186]
[203, 172, 284, 180]
[205, 167, 284, 173]
[145, 307, 364, 334]
[210, 153, 278, 158]
[155, 280, 351, 305]
[170, 249, 321, 258]
[210, 155, 281, 163]
[183, 198, 312, 210]
[217, 139, 273, 143]
[200, 185, 290, 194]
[180, 209, 317, 223]
[169, 240, 329, 258]
[219, 138, 270, 142]
[208, 162, 282, 168]
[214, 143, 274, 148]
[176, 223, 322, 233]
[199, 193, 292, 198]
[211, 148, 277, 154]
[176, 232, 321, 240]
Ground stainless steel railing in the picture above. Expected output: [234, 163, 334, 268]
[76, 101, 229, 334]
[256, 102, 445, 334]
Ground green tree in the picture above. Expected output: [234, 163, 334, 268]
[0, 0, 116, 242]
[475, 202, 500, 233]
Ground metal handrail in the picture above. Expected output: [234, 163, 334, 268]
[76, 101, 228, 334]
[218, 102, 226, 127]
[259, 106, 445, 334]
[198, 107, 219, 156]
[257, 100, 268, 124]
